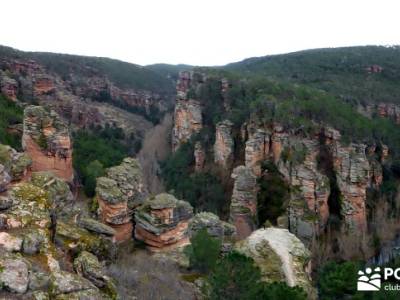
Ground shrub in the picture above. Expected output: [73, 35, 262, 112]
[185, 228, 221, 273]
[207, 251, 306, 300]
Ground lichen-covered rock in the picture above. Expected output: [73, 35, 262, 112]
[0, 183, 50, 230]
[30, 171, 75, 218]
[0, 164, 12, 192]
[214, 120, 234, 168]
[74, 251, 117, 298]
[188, 212, 236, 241]
[135, 193, 193, 251]
[230, 166, 257, 239]
[78, 217, 116, 237]
[0, 232, 22, 252]
[22, 229, 47, 255]
[55, 221, 116, 260]
[22, 106, 73, 182]
[49, 271, 98, 296]
[235, 228, 314, 298]
[96, 158, 147, 242]
[0, 255, 30, 294]
[0, 144, 32, 185]
[0, 195, 13, 210]
[104, 157, 148, 209]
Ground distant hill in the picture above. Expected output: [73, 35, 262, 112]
[146, 63, 193, 81]
[225, 45, 400, 104]
[0, 45, 174, 95]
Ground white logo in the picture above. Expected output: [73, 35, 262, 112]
[357, 267, 382, 291]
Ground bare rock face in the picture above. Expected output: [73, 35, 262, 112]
[22, 106, 73, 182]
[96, 158, 148, 241]
[230, 166, 258, 239]
[235, 228, 315, 299]
[0, 71, 18, 101]
[172, 71, 203, 151]
[194, 141, 205, 172]
[134, 193, 193, 251]
[274, 139, 330, 244]
[325, 131, 373, 231]
[214, 120, 234, 168]
[245, 128, 270, 176]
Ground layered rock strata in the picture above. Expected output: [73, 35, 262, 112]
[96, 158, 148, 241]
[172, 71, 203, 151]
[22, 106, 73, 182]
[134, 193, 194, 251]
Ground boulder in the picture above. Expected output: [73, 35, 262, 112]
[0, 164, 11, 192]
[49, 271, 97, 296]
[78, 217, 116, 236]
[235, 228, 314, 298]
[0, 256, 30, 293]
[188, 212, 236, 241]
[0, 232, 22, 252]
[73, 250, 117, 299]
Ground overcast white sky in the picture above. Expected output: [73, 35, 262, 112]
[0, 0, 399, 66]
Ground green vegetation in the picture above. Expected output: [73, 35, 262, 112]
[226, 46, 400, 104]
[0, 93, 23, 149]
[160, 140, 226, 214]
[185, 228, 221, 273]
[0, 45, 173, 93]
[207, 251, 306, 300]
[318, 261, 400, 299]
[257, 162, 291, 226]
[72, 125, 133, 197]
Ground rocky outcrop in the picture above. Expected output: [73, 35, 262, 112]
[245, 128, 270, 176]
[0, 144, 32, 187]
[1, 57, 171, 130]
[194, 141, 205, 172]
[96, 158, 148, 241]
[324, 128, 377, 232]
[230, 166, 258, 239]
[22, 106, 73, 182]
[0, 71, 18, 100]
[172, 71, 203, 151]
[235, 228, 314, 298]
[188, 212, 236, 242]
[214, 120, 234, 168]
[134, 193, 193, 251]
[74, 251, 117, 297]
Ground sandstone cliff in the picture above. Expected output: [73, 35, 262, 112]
[172, 71, 203, 151]
[22, 106, 73, 182]
[214, 120, 234, 168]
